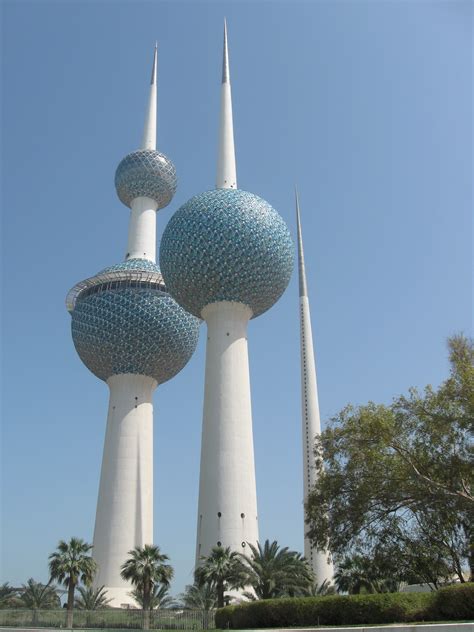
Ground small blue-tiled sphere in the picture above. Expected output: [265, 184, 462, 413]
[159, 189, 294, 319]
[70, 259, 200, 383]
[115, 149, 177, 209]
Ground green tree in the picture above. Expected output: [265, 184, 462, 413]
[120, 544, 173, 630]
[19, 578, 60, 623]
[306, 335, 473, 586]
[74, 585, 111, 610]
[48, 537, 97, 629]
[241, 540, 314, 599]
[308, 579, 336, 596]
[179, 583, 217, 611]
[74, 585, 111, 628]
[333, 556, 378, 594]
[195, 546, 247, 608]
[130, 583, 176, 610]
[0, 583, 18, 609]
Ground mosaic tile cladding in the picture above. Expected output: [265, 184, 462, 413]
[99, 259, 162, 274]
[160, 188, 294, 319]
[71, 259, 200, 383]
[115, 149, 177, 208]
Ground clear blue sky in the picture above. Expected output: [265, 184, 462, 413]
[1, 0, 472, 596]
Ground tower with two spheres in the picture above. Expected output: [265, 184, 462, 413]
[67, 47, 200, 606]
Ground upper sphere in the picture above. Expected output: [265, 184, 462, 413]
[70, 259, 200, 384]
[115, 149, 177, 209]
[159, 189, 294, 319]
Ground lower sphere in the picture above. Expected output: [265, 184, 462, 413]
[71, 287, 200, 383]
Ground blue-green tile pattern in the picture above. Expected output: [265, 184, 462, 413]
[115, 149, 177, 209]
[159, 188, 294, 318]
[99, 259, 162, 274]
[71, 259, 200, 383]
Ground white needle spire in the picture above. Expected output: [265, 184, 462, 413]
[216, 20, 237, 189]
[296, 188, 334, 586]
[141, 43, 158, 150]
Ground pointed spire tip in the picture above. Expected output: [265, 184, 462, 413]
[295, 189, 308, 297]
[150, 43, 158, 85]
[222, 19, 230, 84]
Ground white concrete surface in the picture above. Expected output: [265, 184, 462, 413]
[141, 44, 157, 151]
[296, 197, 334, 585]
[126, 196, 158, 261]
[195, 301, 259, 564]
[92, 373, 157, 607]
[216, 21, 237, 190]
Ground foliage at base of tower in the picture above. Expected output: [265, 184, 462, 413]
[120, 544, 173, 630]
[240, 540, 314, 599]
[195, 546, 247, 609]
[215, 583, 474, 628]
[305, 335, 473, 585]
[48, 538, 97, 630]
[178, 583, 218, 611]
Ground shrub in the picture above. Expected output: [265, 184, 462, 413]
[431, 582, 474, 620]
[216, 591, 437, 628]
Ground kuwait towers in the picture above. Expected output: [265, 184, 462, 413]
[66, 47, 200, 606]
[160, 23, 294, 562]
[296, 191, 333, 585]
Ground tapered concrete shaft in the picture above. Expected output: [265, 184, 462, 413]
[296, 190, 334, 585]
[93, 374, 156, 606]
[195, 301, 259, 562]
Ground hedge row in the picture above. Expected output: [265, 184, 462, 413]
[215, 582, 474, 628]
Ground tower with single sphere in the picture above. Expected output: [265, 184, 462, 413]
[66, 46, 200, 606]
[160, 23, 294, 564]
[296, 190, 334, 586]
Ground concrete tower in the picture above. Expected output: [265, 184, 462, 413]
[159, 22, 294, 565]
[296, 190, 334, 586]
[66, 47, 200, 606]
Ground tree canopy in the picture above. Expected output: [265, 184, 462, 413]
[241, 539, 314, 599]
[121, 544, 173, 629]
[306, 335, 473, 587]
[195, 546, 247, 608]
[179, 583, 218, 611]
[48, 537, 96, 628]
[18, 578, 60, 610]
[74, 585, 111, 610]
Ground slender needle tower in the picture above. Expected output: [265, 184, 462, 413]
[160, 22, 294, 564]
[66, 47, 199, 606]
[296, 190, 334, 585]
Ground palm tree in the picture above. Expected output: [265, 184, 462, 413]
[241, 540, 314, 599]
[74, 585, 111, 610]
[48, 537, 97, 629]
[120, 544, 173, 630]
[179, 583, 217, 611]
[0, 583, 18, 609]
[308, 579, 336, 596]
[75, 585, 111, 628]
[195, 546, 247, 608]
[19, 579, 60, 625]
[130, 583, 177, 610]
[333, 555, 376, 594]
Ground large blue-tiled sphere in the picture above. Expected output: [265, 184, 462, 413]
[115, 149, 177, 209]
[159, 189, 294, 318]
[70, 259, 200, 383]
